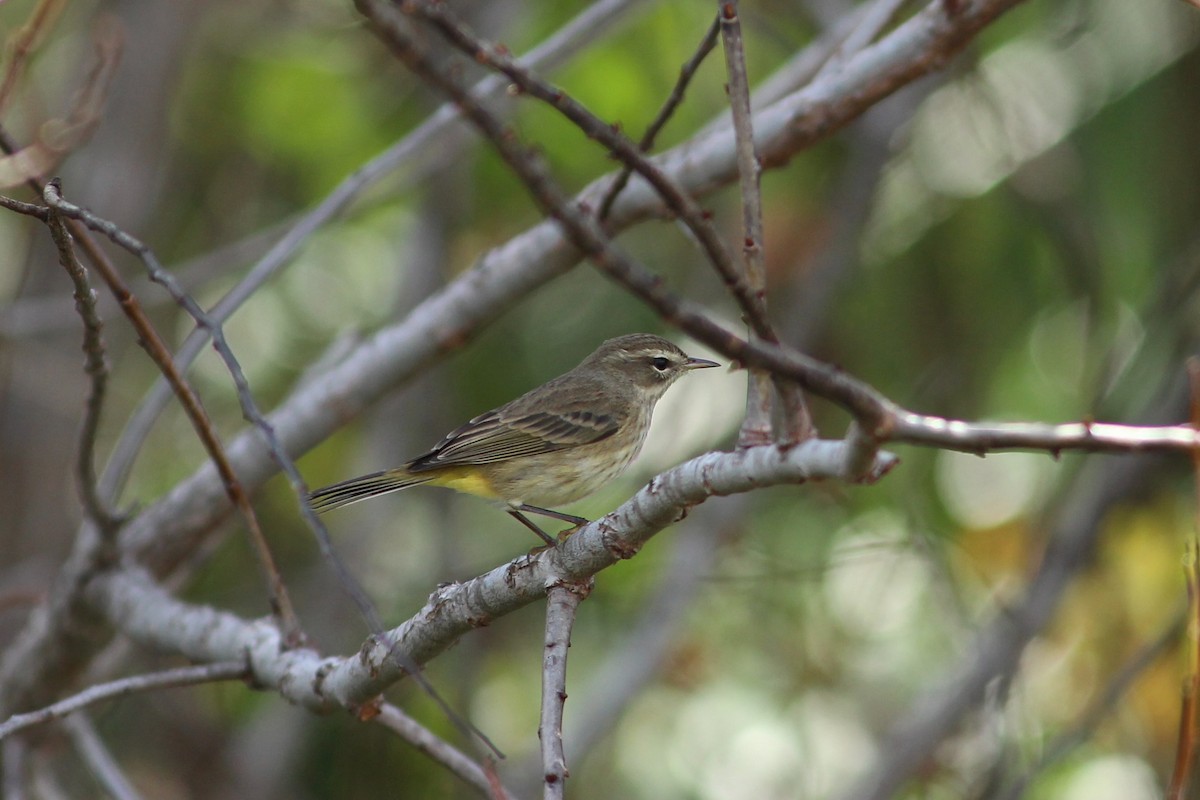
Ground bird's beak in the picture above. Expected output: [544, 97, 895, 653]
[685, 357, 720, 370]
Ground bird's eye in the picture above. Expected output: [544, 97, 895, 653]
[651, 356, 671, 371]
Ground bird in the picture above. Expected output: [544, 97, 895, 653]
[308, 333, 720, 544]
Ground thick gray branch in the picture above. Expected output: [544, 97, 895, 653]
[85, 441, 895, 714]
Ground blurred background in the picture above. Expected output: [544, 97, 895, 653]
[1, 0, 1199, 797]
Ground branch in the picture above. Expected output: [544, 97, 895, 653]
[44, 196, 121, 540]
[0, 0, 67, 119]
[0, 662, 246, 740]
[717, 0, 812, 445]
[0, 193, 49, 220]
[539, 581, 590, 799]
[84, 441, 896, 715]
[596, 15, 721, 222]
[889, 413, 1200, 454]
[374, 704, 515, 800]
[816, 0, 914, 80]
[366, 0, 1185, 469]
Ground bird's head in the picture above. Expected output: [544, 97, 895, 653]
[584, 333, 720, 397]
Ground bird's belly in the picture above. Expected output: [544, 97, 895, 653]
[483, 445, 640, 508]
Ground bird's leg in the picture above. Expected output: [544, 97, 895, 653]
[508, 509, 557, 546]
[515, 504, 589, 527]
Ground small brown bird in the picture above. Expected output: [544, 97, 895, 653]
[309, 334, 719, 543]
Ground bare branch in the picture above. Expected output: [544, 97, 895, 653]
[87, 440, 897, 714]
[374, 704, 515, 800]
[597, 15, 721, 222]
[43, 203, 121, 540]
[717, 0, 812, 445]
[357, 0, 898, 431]
[890, 412, 1200, 454]
[716, 1, 767, 320]
[0, 662, 246, 741]
[719, 0, 770, 445]
[539, 581, 591, 799]
[560, 504, 735, 775]
[0, 193, 48, 219]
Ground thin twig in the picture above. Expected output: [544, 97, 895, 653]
[558, 506, 734, 782]
[374, 703, 515, 800]
[43, 204, 122, 541]
[0, 661, 247, 740]
[596, 15, 721, 222]
[0, 193, 48, 219]
[717, 0, 813, 446]
[715, 8, 767, 317]
[61, 714, 143, 800]
[539, 581, 591, 799]
[40, 180, 303, 645]
[719, 0, 775, 447]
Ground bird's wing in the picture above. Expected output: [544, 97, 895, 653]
[407, 408, 620, 469]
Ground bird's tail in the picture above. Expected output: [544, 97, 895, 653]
[308, 469, 433, 512]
